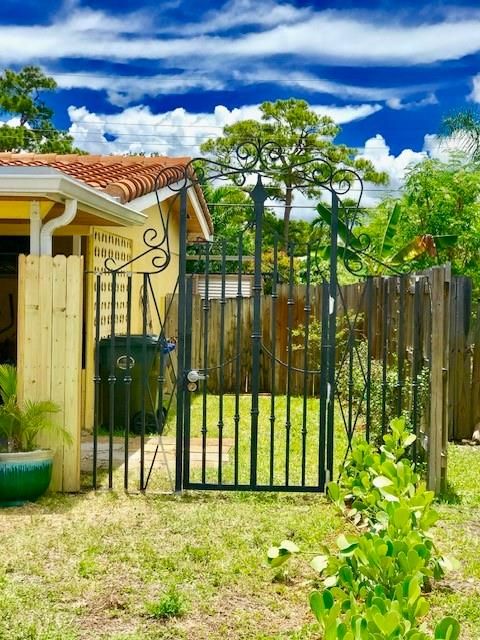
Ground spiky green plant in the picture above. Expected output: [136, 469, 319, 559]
[0, 364, 70, 452]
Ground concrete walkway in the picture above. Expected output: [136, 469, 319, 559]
[81, 435, 234, 474]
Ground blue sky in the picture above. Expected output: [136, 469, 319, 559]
[1, 0, 480, 205]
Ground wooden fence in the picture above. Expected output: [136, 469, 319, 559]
[448, 277, 480, 440]
[17, 255, 83, 492]
[165, 273, 434, 396]
[164, 265, 477, 493]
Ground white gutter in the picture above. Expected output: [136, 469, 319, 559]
[40, 198, 77, 256]
[0, 166, 147, 227]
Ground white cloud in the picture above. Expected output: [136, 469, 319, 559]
[386, 93, 438, 110]
[1, 5, 480, 68]
[312, 104, 382, 124]
[237, 67, 436, 103]
[53, 65, 427, 108]
[56, 72, 224, 107]
[468, 74, 480, 102]
[167, 0, 311, 35]
[355, 134, 426, 205]
[67, 102, 383, 156]
[423, 133, 470, 162]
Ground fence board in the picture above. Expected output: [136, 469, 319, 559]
[17, 255, 83, 492]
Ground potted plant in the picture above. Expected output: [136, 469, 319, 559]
[0, 364, 70, 507]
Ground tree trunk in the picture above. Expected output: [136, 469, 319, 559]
[283, 186, 293, 248]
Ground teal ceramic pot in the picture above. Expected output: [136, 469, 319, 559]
[0, 450, 53, 507]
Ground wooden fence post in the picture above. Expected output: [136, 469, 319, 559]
[17, 254, 83, 492]
[470, 302, 480, 433]
[428, 266, 450, 494]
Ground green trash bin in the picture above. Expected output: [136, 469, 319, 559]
[99, 335, 171, 434]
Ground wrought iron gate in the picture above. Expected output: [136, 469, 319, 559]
[88, 143, 431, 493]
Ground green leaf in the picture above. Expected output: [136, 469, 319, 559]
[373, 611, 401, 636]
[337, 534, 359, 555]
[380, 202, 402, 257]
[392, 507, 411, 529]
[403, 434, 417, 447]
[327, 481, 341, 502]
[324, 575, 338, 588]
[379, 488, 400, 502]
[434, 617, 461, 640]
[311, 555, 329, 573]
[432, 235, 458, 249]
[316, 202, 362, 251]
[310, 589, 335, 622]
[373, 475, 393, 489]
[267, 540, 299, 568]
[279, 540, 299, 553]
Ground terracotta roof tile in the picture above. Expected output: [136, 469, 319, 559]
[0, 152, 212, 233]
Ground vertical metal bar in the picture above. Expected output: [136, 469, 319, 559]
[301, 245, 312, 486]
[93, 273, 101, 490]
[250, 175, 267, 488]
[233, 233, 243, 487]
[411, 278, 421, 460]
[175, 188, 188, 492]
[157, 335, 165, 437]
[285, 245, 295, 487]
[269, 237, 279, 486]
[347, 306, 355, 445]
[201, 244, 211, 484]
[381, 278, 389, 435]
[318, 280, 329, 489]
[217, 241, 227, 485]
[326, 192, 339, 482]
[365, 276, 374, 442]
[140, 273, 148, 491]
[123, 273, 132, 490]
[397, 277, 406, 416]
[183, 275, 193, 486]
[108, 271, 117, 490]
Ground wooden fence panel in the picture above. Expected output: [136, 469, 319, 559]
[17, 254, 83, 492]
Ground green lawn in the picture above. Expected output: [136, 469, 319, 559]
[0, 408, 479, 638]
[92, 395, 350, 493]
[428, 444, 480, 638]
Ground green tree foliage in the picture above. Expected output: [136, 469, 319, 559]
[442, 109, 480, 160]
[190, 181, 312, 279]
[0, 66, 81, 153]
[382, 157, 480, 285]
[201, 99, 388, 246]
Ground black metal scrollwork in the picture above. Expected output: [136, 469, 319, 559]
[103, 140, 404, 277]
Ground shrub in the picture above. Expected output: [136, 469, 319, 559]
[267, 417, 459, 639]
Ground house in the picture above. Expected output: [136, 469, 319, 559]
[0, 153, 212, 490]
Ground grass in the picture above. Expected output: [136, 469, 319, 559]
[0, 491, 344, 639]
[427, 444, 480, 638]
[91, 395, 350, 493]
[1, 400, 479, 638]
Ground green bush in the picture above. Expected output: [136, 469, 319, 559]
[267, 417, 459, 639]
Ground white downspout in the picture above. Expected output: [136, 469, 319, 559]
[39, 198, 78, 256]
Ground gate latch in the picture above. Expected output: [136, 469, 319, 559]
[186, 370, 207, 383]
[186, 369, 208, 392]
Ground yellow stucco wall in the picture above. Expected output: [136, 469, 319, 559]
[102, 201, 180, 335]
[82, 200, 182, 430]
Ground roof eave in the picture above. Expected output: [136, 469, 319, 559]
[129, 179, 212, 241]
[0, 168, 147, 226]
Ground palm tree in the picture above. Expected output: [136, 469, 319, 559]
[442, 110, 480, 160]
